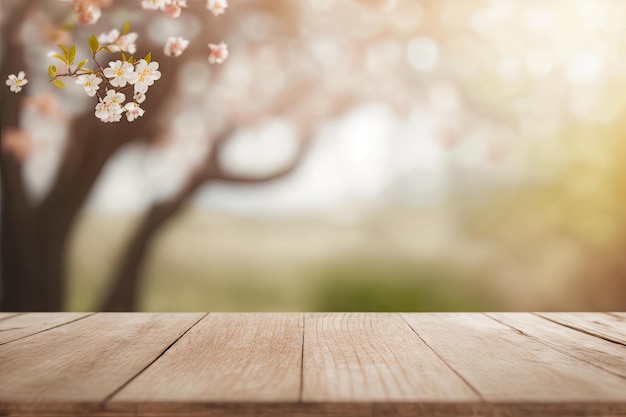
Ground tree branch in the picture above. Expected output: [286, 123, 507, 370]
[204, 126, 312, 185]
[36, 36, 184, 230]
[99, 122, 313, 310]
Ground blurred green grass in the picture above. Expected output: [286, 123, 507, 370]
[63, 209, 521, 312]
[313, 262, 497, 312]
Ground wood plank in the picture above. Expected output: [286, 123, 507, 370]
[401, 313, 626, 407]
[538, 312, 626, 345]
[110, 313, 303, 414]
[1, 312, 624, 417]
[302, 313, 480, 414]
[0, 312, 203, 415]
[488, 312, 626, 379]
[0, 312, 90, 345]
[0, 312, 20, 321]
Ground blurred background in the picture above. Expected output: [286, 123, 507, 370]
[2, 0, 626, 312]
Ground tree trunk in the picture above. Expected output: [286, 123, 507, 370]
[0, 167, 40, 311]
[100, 201, 185, 311]
[0, 0, 191, 312]
[0, 191, 68, 312]
[0, 0, 67, 311]
[99, 125, 312, 312]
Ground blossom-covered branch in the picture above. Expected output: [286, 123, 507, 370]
[5, 0, 230, 123]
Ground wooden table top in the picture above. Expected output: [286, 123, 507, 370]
[0, 312, 624, 417]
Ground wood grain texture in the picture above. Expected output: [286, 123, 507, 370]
[0, 313, 20, 321]
[110, 313, 303, 412]
[1, 312, 625, 417]
[488, 312, 626, 379]
[0, 312, 203, 414]
[0, 312, 90, 345]
[302, 313, 479, 404]
[401, 313, 626, 404]
[538, 312, 626, 345]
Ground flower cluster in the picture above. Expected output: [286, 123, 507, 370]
[46, 31, 160, 123]
[6, 1, 233, 115]
[88, 57, 160, 123]
[92, 89, 145, 123]
[141, 0, 188, 18]
[139, 0, 229, 63]
[139, 0, 227, 17]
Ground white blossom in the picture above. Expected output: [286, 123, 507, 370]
[208, 42, 228, 64]
[124, 102, 145, 122]
[103, 60, 138, 87]
[75, 73, 102, 97]
[134, 59, 161, 94]
[94, 101, 111, 121]
[206, 0, 228, 16]
[134, 91, 146, 104]
[5, 71, 28, 93]
[141, 0, 166, 10]
[164, 36, 189, 57]
[95, 89, 126, 123]
[105, 89, 126, 107]
[98, 29, 118, 45]
[98, 29, 138, 54]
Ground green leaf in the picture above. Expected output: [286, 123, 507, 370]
[122, 21, 131, 35]
[51, 54, 67, 64]
[61, 22, 75, 31]
[59, 44, 69, 60]
[48, 65, 57, 78]
[99, 46, 113, 54]
[76, 59, 89, 70]
[52, 79, 65, 89]
[68, 45, 76, 65]
[88, 34, 99, 55]
[128, 55, 134, 64]
[144, 52, 151, 63]
[121, 52, 127, 62]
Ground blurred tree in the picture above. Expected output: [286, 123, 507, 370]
[0, 0, 330, 311]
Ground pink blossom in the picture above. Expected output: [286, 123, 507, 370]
[163, 0, 187, 17]
[75, 2, 102, 24]
[208, 42, 228, 64]
[164, 37, 189, 57]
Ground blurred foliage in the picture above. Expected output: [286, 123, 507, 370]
[68, 257, 501, 311]
[52, 0, 626, 312]
[312, 261, 498, 312]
